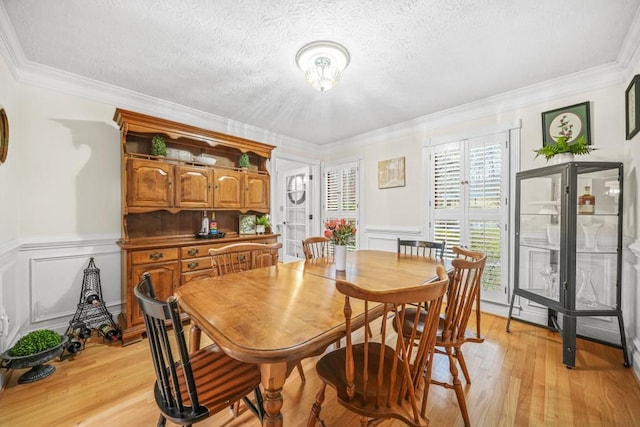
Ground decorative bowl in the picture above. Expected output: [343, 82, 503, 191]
[194, 155, 217, 166]
[1, 335, 67, 383]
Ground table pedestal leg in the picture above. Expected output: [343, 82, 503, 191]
[261, 362, 286, 427]
[188, 321, 201, 354]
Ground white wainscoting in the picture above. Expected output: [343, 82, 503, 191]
[13, 234, 121, 339]
[0, 239, 20, 354]
[363, 225, 423, 252]
[0, 235, 120, 390]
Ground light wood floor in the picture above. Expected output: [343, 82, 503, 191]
[1, 313, 639, 426]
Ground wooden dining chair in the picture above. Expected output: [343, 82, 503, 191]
[308, 265, 449, 427]
[302, 236, 331, 259]
[302, 236, 371, 345]
[452, 246, 486, 339]
[134, 273, 264, 426]
[397, 238, 446, 259]
[209, 242, 282, 275]
[381, 238, 446, 334]
[397, 247, 486, 427]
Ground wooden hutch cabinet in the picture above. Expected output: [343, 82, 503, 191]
[114, 108, 277, 345]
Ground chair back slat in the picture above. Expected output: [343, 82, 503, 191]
[335, 265, 449, 424]
[134, 273, 202, 418]
[442, 250, 487, 341]
[209, 242, 282, 275]
[397, 238, 446, 259]
[302, 236, 331, 259]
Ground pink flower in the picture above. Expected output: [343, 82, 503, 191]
[324, 218, 357, 246]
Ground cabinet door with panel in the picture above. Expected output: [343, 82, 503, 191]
[129, 261, 179, 327]
[213, 169, 244, 208]
[245, 173, 270, 210]
[127, 158, 174, 207]
[175, 165, 212, 208]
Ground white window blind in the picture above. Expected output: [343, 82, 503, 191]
[469, 143, 502, 209]
[324, 163, 359, 251]
[430, 132, 508, 303]
[434, 148, 461, 209]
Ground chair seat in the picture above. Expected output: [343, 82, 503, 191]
[316, 343, 429, 427]
[399, 307, 485, 346]
[158, 343, 262, 424]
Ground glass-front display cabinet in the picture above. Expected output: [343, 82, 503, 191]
[506, 161, 629, 368]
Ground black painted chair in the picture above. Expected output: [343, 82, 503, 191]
[397, 238, 446, 259]
[134, 273, 264, 426]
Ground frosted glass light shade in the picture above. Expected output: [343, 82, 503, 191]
[295, 41, 350, 92]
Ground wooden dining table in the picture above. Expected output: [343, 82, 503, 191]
[175, 249, 445, 427]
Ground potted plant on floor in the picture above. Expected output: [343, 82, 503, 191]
[1, 329, 67, 383]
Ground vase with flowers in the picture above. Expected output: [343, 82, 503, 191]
[324, 219, 356, 271]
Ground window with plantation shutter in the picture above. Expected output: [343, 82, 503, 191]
[433, 219, 461, 259]
[469, 143, 502, 209]
[323, 162, 359, 251]
[325, 169, 339, 212]
[434, 148, 461, 209]
[430, 132, 509, 304]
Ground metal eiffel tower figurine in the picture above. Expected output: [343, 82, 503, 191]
[62, 258, 121, 358]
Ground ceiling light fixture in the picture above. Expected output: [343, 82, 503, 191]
[295, 41, 350, 92]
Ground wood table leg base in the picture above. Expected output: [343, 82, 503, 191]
[261, 362, 286, 427]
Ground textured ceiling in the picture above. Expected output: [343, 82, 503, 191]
[2, 0, 639, 144]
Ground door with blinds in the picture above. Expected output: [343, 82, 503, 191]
[430, 132, 509, 304]
[323, 162, 359, 251]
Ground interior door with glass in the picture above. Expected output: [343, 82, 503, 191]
[282, 167, 310, 262]
[430, 132, 509, 304]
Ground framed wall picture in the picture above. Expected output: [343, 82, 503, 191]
[378, 156, 405, 189]
[625, 75, 640, 140]
[541, 101, 591, 147]
[239, 215, 256, 235]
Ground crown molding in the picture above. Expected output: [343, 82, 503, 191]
[0, 3, 23, 81]
[327, 62, 625, 151]
[0, 3, 314, 154]
[617, 6, 640, 71]
[0, 1, 632, 156]
[12, 59, 315, 152]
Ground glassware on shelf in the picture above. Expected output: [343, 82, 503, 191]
[576, 268, 599, 307]
[539, 265, 559, 298]
[580, 223, 602, 250]
[546, 224, 560, 245]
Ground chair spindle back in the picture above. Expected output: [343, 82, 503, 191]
[397, 238, 446, 259]
[337, 265, 449, 424]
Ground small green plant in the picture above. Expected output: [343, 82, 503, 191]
[151, 135, 167, 157]
[9, 329, 62, 357]
[238, 153, 250, 169]
[534, 135, 596, 160]
[256, 214, 270, 227]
